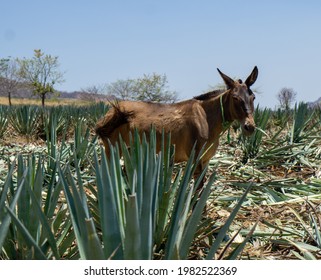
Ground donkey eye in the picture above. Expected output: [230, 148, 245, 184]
[237, 99, 248, 113]
[233, 94, 241, 100]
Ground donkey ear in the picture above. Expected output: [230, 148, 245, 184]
[245, 66, 258, 87]
[217, 68, 235, 89]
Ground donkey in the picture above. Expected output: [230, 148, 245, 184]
[96, 66, 258, 187]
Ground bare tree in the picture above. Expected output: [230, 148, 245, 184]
[0, 57, 21, 106]
[133, 73, 177, 103]
[17, 49, 64, 107]
[107, 73, 177, 103]
[107, 79, 135, 100]
[277, 87, 297, 111]
[80, 84, 108, 102]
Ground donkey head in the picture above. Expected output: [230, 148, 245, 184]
[217, 66, 258, 136]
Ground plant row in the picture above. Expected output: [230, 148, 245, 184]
[0, 102, 109, 139]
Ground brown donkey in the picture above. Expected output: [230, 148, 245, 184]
[96, 66, 258, 186]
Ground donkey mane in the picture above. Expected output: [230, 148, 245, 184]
[193, 89, 225, 101]
[95, 103, 133, 138]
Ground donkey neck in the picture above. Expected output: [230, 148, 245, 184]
[201, 90, 233, 133]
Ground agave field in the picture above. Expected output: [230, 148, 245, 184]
[0, 102, 321, 260]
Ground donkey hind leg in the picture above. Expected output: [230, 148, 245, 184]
[101, 139, 111, 159]
[194, 161, 207, 192]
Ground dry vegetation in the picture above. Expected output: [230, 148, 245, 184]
[0, 96, 92, 107]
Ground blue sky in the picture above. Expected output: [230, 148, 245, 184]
[1, 0, 321, 108]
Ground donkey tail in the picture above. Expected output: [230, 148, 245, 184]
[95, 102, 132, 139]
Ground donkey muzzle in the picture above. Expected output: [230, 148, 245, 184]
[241, 117, 255, 136]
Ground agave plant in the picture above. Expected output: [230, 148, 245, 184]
[9, 105, 40, 138]
[240, 106, 271, 163]
[0, 154, 75, 259]
[289, 102, 315, 144]
[41, 106, 71, 140]
[60, 129, 254, 260]
[83, 101, 109, 127]
[0, 105, 8, 139]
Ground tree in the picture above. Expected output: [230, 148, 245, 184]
[17, 49, 64, 107]
[133, 73, 177, 103]
[80, 84, 108, 102]
[277, 87, 297, 111]
[107, 79, 135, 100]
[107, 73, 177, 103]
[0, 57, 21, 106]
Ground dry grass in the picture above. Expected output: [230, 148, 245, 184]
[0, 96, 91, 107]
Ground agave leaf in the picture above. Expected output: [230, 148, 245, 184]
[0, 106, 8, 138]
[291, 250, 308, 260]
[140, 154, 160, 259]
[134, 130, 144, 211]
[264, 187, 287, 203]
[217, 227, 243, 260]
[286, 206, 316, 242]
[55, 219, 75, 258]
[206, 183, 253, 260]
[26, 156, 43, 242]
[0, 165, 27, 250]
[226, 220, 259, 260]
[84, 217, 104, 260]
[272, 239, 318, 259]
[58, 166, 86, 259]
[52, 206, 68, 235]
[306, 200, 321, 247]
[17, 155, 30, 233]
[0, 159, 16, 220]
[59, 164, 104, 260]
[94, 149, 124, 259]
[26, 182, 60, 259]
[44, 162, 62, 218]
[155, 169, 182, 247]
[108, 142, 126, 229]
[309, 213, 321, 248]
[174, 182, 194, 257]
[5, 206, 46, 259]
[155, 132, 176, 245]
[179, 172, 216, 259]
[261, 220, 303, 237]
[124, 194, 142, 259]
[165, 148, 196, 259]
